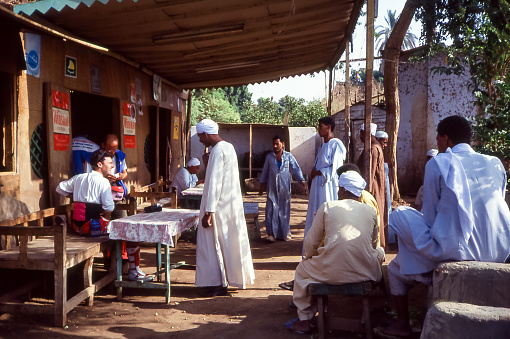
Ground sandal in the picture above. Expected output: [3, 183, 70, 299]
[285, 318, 310, 334]
[279, 280, 294, 291]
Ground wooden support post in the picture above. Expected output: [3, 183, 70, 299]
[116, 240, 123, 301]
[83, 257, 94, 306]
[345, 39, 351, 162]
[364, 0, 375, 187]
[185, 94, 192, 161]
[155, 103, 160, 182]
[327, 69, 333, 115]
[54, 219, 67, 327]
[249, 124, 253, 179]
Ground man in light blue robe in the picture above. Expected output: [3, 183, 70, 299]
[379, 115, 510, 338]
[259, 136, 306, 241]
[303, 116, 346, 243]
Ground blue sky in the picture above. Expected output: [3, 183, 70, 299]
[248, 0, 423, 103]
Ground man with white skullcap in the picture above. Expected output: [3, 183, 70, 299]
[375, 130, 393, 243]
[286, 170, 384, 334]
[414, 149, 438, 211]
[357, 122, 387, 249]
[378, 115, 510, 337]
[173, 158, 204, 197]
[194, 119, 255, 297]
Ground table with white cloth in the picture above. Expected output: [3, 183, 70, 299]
[108, 208, 199, 303]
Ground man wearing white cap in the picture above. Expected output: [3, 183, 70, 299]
[286, 170, 384, 333]
[378, 115, 510, 337]
[194, 119, 255, 297]
[358, 123, 387, 249]
[375, 130, 393, 242]
[173, 158, 204, 196]
[414, 149, 438, 211]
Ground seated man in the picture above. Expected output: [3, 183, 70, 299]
[173, 158, 204, 196]
[286, 171, 385, 333]
[57, 150, 152, 282]
[379, 115, 510, 337]
[57, 149, 114, 236]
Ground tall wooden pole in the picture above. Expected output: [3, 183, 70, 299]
[364, 0, 375, 189]
[344, 39, 351, 162]
[327, 69, 333, 115]
[155, 103, 160, 182]
[249, 124, 253, 178]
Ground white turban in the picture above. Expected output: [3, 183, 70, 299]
[186, 158, 200, 167]
[361, 123, 377, 136]
[375, 131, 388, 139]
[427, 149, 438, 157]
[196, 119, 218, 134]
[338, 171, 366, 197]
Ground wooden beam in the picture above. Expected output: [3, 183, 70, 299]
[249, 124, 253, 178]
[345, 39, 351, 162]
[156, 103, 160, 182]
[364, 0, 375, 187]
[327, 69, 333, 115]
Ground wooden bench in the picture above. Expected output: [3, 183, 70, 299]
[130, 177, 178, 213]
[243, 202, 261, 240]
[0, 204, 118, 327]
[308, 281, 376, 339]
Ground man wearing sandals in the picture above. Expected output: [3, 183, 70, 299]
[287, 171, 385, 333]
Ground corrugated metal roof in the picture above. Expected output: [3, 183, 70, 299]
[14, 0, 363, 89]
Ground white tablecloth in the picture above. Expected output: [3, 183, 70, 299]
[181, 186, 204, 196]
[108, 208, 199, 245]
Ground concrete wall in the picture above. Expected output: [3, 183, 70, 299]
[9, 31, 186, 212]
[397, 53, 475, 193]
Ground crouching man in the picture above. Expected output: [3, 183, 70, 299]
[286, 171, 385, 333]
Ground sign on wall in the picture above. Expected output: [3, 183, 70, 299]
[52, 90, 70, 151]
[65, 55, 77, 78]
[173, 116, 179, 140]
[90, 64, 101, 93]
[122, 102, 136, 148]
[24, 33, 40, 78]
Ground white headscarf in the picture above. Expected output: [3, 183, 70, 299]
[361, 123, 377, 136]
[186, 158, 200, 167]
[196, 119, 218, 134]
[338, 171, 367, 197]
[375, 131, 388, 139]
[427, 149, 438, 157]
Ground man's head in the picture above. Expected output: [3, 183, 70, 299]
[338, 171, 367, 200]
[196, 119, 219, 147]
[272, 136, 285, 154]
[318, 116, 335, 138]
[186, 158, 201, 174]
[375, 131, 388, 149]
[436, 115, 472, 152]
[360, 123, 377, 141]
[337, 163, 361, 177]
[102, 134, 119, 153]
[90, 149, 114, 178]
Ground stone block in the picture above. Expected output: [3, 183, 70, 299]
[433, 261, 510, 308]
[421, 302, 510, 339]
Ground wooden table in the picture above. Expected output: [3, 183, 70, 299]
[108, 208, 199, 303]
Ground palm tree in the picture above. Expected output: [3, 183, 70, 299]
[375, 10, 418, 55]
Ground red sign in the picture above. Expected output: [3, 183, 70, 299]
[54, 133, 70, 151]
[52, 90, 69, 110]
[122, 102, 131, 116]
[124, 135, 136, 149]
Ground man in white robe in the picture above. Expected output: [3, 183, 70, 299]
[194, 119, 255, 297]
[303, 116, 346, 242]
[378, 115, 510, 337]
[286, 171, 384, 334]
[173, 158, 203, 196]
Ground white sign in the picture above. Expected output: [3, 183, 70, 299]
[123, 116, 136, 136]
[52, 107, 70, 134]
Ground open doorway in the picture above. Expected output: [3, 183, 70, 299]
[0, 71, 15, 173]
[70, 91, 118, 147]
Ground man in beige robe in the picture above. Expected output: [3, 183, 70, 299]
[194, 119, 255, 297]
[287, 171, 384, 333]
[357, 123, 387, 248]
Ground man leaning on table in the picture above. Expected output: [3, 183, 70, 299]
[57, 149, 153, 282]
[195, 118, 255, 297]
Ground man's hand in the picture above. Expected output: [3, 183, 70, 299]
[202, 212, 213, 228]
[310, 167, 322, 180]
[300, 181, 307, 190]
[107, 174, 117, 183]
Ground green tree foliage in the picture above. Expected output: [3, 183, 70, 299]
[223, 85, 253, 113]
[417, 0, 510, 159]
[375, 9, 418, 56]
[190, 89, 241, 125]
[350, 68, 384, 84]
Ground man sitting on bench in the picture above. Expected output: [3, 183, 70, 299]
[286, 171, 385, 334]
[57, 149, 153, 282]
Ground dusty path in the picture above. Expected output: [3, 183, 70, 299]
[0, 194, 426, 338]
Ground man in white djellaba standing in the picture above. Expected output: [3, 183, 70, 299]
[194, 118, 255, 297]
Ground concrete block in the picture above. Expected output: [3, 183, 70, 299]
[421, 302, 510, 339]
[433, 261, 510, 308]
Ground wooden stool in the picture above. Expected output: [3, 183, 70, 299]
[308, 281, 374, 339]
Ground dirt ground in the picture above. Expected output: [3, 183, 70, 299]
[0, 193, 427, 338]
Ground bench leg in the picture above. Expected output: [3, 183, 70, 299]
[254, 218, 261, 240]
[157, 243, 162, 282]
[116, 240, 123, 301]
[317, 295, 327, 339]
[83, 257, 94, 306]
[54, 265, 67, 327]
[164, 244, 170, 304]
[362, 296, 372, 339]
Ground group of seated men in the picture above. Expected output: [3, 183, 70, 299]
[286, 115, 510, 336]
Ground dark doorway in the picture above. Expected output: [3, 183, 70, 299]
[0, 71, 15, 172]
[70, 91, 117, 146]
